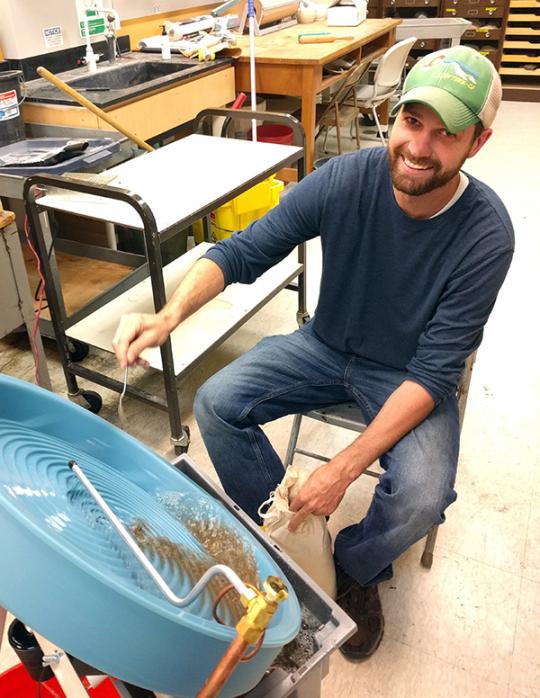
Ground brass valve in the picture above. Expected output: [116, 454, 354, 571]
[236, 576, 288, 645]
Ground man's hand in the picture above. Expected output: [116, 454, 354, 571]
[112, 312, 171, 368]
[288, 457, 355, 532]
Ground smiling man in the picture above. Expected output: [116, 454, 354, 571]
[113, 47, 514, 660]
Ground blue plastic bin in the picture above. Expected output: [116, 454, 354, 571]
[0, 137, 121, 175]
[0, 375, 301, 697]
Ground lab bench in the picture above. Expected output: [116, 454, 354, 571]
[24, 110, 307, 453]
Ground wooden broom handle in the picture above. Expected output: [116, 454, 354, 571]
[36, 66, 155, 153]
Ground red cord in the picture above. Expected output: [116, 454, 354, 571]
[24, 213, 46, 387]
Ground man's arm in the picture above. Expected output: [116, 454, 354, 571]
[288, 380, 435, 531]
[112, 258, 224, 368]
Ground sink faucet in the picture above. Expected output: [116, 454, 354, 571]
[94, 8, 121, 64]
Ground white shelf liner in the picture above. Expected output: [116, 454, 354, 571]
[67, 242, 302, 375]
[37, 134, 302, 232]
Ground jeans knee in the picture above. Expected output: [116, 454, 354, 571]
[404, 486, 456, 534]
[194, 379, 218, 428]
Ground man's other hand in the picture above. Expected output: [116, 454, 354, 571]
[112, 312, 171, 368]
[288, 458, 354, 532]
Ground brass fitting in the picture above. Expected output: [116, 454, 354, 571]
[236, 576, 288, 645]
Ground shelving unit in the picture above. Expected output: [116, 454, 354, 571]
[370, 0, 511, 70]
[500, 0, 540, 99]
[24, 110, 307, 453]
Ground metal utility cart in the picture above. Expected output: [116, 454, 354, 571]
[24, 110, 307, 453]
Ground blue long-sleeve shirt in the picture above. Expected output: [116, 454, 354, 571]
[203, 147, 514, 404]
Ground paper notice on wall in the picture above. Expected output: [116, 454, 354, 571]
[43, 26, 64, 49]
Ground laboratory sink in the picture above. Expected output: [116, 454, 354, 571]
[67, 61, 192, 90]
[24, 53, 232, 109]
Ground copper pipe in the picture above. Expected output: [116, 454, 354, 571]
[196, 634, 250, 698]
[36, 66, 155, 153]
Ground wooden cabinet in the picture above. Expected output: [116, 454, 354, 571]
[499, 0, 540, 99]
[371, 0, 510, 72]
[22, 66, 236, 141]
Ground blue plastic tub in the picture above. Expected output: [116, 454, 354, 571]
[0, 137, 121, 175]
[0, 375, 301, 697]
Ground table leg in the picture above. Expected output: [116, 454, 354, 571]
[300, 66, 317, 173]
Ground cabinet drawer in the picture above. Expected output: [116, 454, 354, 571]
[383, 0, 440, 7]
[413, 38, 442, 48]
[443, 0, 507, 7]
[442, 2, 506, 17]
[463, 42, 500, 62]
[463, 25, 502, 38]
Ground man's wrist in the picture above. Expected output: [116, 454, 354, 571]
[158, 306, 181, 333]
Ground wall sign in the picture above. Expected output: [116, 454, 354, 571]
[76, 0, 106, 38]
[42, 26, 64, 49]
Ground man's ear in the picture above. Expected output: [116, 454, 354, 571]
[468, 128, 492, 159]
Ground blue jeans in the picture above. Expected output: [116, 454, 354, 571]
[194, 322, 459, 587]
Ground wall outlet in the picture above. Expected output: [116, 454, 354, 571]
[153, 3, 161, 12]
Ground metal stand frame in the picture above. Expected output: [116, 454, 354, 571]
[23, 110, 307, 454]
[0, 213, 52, 391]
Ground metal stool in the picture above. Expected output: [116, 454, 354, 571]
[285, 352, 477, 568]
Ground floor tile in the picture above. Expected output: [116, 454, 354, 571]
[510, 578, 540, 698]
[380, 550, 519, 686]
[321, 635, 508, 698]
[435, 479, 530, 576]
[522, 498, 540, 584]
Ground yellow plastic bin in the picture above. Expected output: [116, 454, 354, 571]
[193, 176, 284, 243]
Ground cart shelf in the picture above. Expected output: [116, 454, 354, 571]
[67, 242, 302, 376]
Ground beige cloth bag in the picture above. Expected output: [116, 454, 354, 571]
[258, 465, 337, 599]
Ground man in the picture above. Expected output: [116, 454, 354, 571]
[113, 47, 514, 660]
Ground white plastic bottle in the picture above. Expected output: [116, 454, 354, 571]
[160, 25, 171, 60]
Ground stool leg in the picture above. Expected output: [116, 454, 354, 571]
[285, 414, 303, 466]
[421, 524, 439, 568]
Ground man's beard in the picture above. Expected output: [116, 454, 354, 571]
[388, 146, 463, 196]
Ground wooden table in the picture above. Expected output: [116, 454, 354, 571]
[234, 18, 401, 172]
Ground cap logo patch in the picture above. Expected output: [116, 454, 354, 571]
[424, 54, 480, 90]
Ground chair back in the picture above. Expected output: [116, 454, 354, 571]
[317, 59, 372, 124]
[373, 36, 417, 95]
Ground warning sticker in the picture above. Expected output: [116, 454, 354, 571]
[43, 26, 64, 49]
[0, 90, 19, 122]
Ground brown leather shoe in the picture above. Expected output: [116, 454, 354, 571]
[336, 568, 384, 661]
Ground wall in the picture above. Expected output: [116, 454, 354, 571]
[0, 0, 218, 59]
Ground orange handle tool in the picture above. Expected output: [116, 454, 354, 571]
[298, 33, 354, 44]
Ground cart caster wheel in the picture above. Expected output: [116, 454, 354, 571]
[68, 339, 89, 362]
[421, 551, 433, 569]
[296, 312, 311, 327]
[81, 390, 103, 414]
[173, 425, 190, 455]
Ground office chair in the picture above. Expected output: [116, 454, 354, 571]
[354, 36, 417, 145]
[285, 352, 477, 569]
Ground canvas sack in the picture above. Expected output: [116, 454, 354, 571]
[259, 465, 337, 599]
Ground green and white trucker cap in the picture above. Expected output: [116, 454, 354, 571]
[391, 46, 502, 134]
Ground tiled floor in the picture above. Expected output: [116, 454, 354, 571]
[1, 99, 539, 697]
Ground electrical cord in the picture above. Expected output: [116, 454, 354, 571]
[24, 214, 47, 387]
[33, 230, 57, 308]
